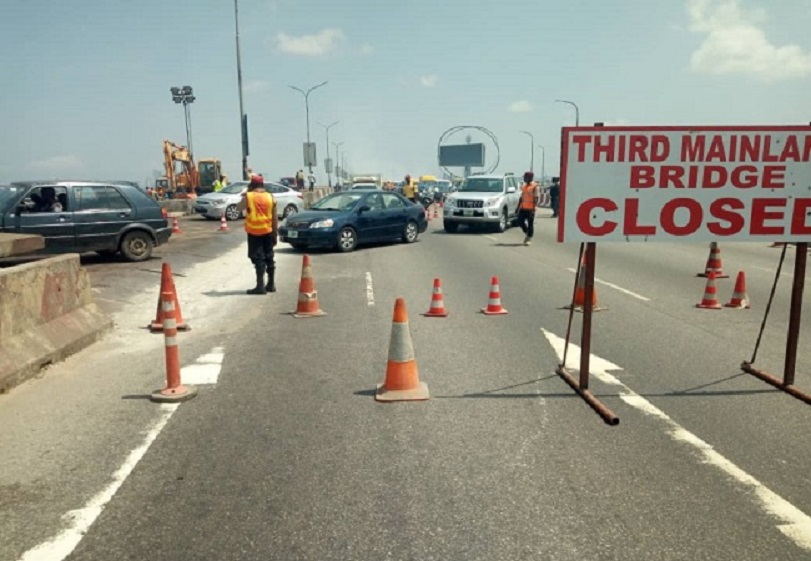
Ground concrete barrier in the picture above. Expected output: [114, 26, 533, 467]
[159, 199, 195, 216]
[0, 254, 112, 393]
[0, 233, 45, 258]
[302, 186, 334, 209]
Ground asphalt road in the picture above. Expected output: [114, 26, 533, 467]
[3, 209, 811, 561]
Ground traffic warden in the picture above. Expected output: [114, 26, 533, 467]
[237, 175, 278, 295]
[212, 175, 226, 193]
[516, 171, 539, 245]
[402, 174, 418, 203]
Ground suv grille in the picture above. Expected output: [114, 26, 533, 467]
[457, 199, 483, 209]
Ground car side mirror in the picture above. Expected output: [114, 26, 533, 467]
[359, 205, 371, 213]
[507, 186, 516, 194]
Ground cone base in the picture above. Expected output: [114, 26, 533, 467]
[696, 303, 723, 310]
[149, 323, 191, 333]
[481, 307, 509, 315]
[375, 382, 429, 402]
[150, 385, 197, 403]
[562, 305, 607, 313]
[291, 309, 327, 318]
[725, 302, 751, 309]
[697, 273, 729, 279]
[422, 310, 449, 317]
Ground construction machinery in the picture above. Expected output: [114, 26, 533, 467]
[161, 140, 223, 198]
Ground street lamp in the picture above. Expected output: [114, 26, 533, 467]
[332, 141, 344, 187]
[234, 0, 249, 179]
[555, 99, 580, 126]
[288, 81, 328, 174]
[170, 85, 195, 155]
[318, 121, 339, 187]
[536, 145, 545, 184]
[520, 130, 534, 172]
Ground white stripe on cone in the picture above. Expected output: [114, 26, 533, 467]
[388, 322, 415, 363]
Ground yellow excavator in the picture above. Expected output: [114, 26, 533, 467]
[160, 140, 222, 198]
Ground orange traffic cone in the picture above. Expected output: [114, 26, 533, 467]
[698, 242, 728, 278]
[725, 271, 751, 309]
[376, 298, 429, 402]
[422, 278, 449, 317]
[696, 271, 723, 309]
[425, 206, 431, 222]
[567, 256, 601, 311]
[291, 254, 327, 317]
[172, 217, 182, 234]
[433, 204, 439, 219]
[218, 213, 230, 233]
[149, 262, 191, 332]
[481, 276, 509, 315]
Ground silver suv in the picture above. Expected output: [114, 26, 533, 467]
[442, 174, 520, 233]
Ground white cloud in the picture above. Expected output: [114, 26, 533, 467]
[420, 75, 438, 88]
[361, 43, 374, 55]
[28, 155, 83, 173]
[508, 100, 533, 113]
[275, 28, 345, 57]
[244, 80, 270, 93]
[602, 118, 631, 126]
[687, 0, 811, 81]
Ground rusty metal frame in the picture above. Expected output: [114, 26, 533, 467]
[742, 242, 810, 405]
[556, 242, 620, 425]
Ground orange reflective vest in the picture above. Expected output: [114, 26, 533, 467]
[244, 191, 274, 235]
[520, 182, 538, 210]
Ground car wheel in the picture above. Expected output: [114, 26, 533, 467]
[283, 204, 298, 218]
[496, 208, 508, 233]
[337, 227, 357, 252]
[444, 221, 459, 233]
[402, 220, 419, 243]
[225, 205, 241, 221]
[120, 231, 154, 262]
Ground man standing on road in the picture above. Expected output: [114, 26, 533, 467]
[307, 171, 316, 191]
[237, 175, 278, 295]
[295, 170, 305, 191]
[549, 176, 560, 218]
[403, 174, 417, 203]
[516, 171, 539, 246]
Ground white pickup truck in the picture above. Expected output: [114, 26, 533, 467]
[442, 174, 521, 233]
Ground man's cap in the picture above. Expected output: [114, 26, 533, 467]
[249, 174, 264, 186]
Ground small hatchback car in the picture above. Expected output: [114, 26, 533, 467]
[0, 181, 171, 261]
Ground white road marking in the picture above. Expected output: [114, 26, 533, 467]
[566, 268, 650, 301]
[365, 272, 375, 307]
[542, 329, 811, 552]
[483, 235, 498, 242]
[180, 347, 225, 385]
[19, 404, 180, 561]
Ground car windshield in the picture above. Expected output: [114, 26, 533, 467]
[0, 185, 24, 213]
[311, 193, 364, 211]
[221, 183, 246, 194]
[458, 178, 504, 193]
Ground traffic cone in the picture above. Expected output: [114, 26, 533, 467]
[698, 242, 728, 278]
[725, 271, 751, 309]
[149, 262, 190, 332]
[433, 204, 439, 219]
[481, 276, 509, 315]
[567, 255, 601, 311]
[218, 213, 230, 233]
[150, 291, 197, 403]
[696, 271, 723, 309]
[376, 298, 429, 402]
[422, 278, 449, 317]
[425, 206, 431, 221]
[291, 254, 327, 318]
[171, 217, 182, 234]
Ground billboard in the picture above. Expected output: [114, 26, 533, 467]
[439, 143, 485, 167]
[559, 125, 811, 243]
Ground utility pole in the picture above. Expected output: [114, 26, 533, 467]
[289, 82, 328, 175]
[537, 145, 545, 184]
[520, 130, 534, 172]
[318, 121, 339, 187]
[555, 99, 580, 126]
[234, 0, 249, 179]
[170, 86, 195, 155]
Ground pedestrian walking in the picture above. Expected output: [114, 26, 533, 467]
[549, 176, 560, 218]
[403, 174, 418, 203]
[515, 171, 539, 245]
[237, 175, 278, 295]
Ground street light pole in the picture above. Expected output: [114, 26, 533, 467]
[318, 121, 339, 187]
[520, 130, 534, 172]
[170, 86, 195, 155]
[555, 99, 580, 126]
[537, 145, 545, 184]
[289, 81, 328, 174]
[332, 141, 344, 188]
[234, 0, 249, 179]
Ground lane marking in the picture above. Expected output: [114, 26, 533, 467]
[180, 347, 225, 386]
[19, 404, 179, 561]
[483, 235, 498, 242]
[566, 268, 650, 301]
[365, 272, 375, 307]
[542, 329, 811, 552]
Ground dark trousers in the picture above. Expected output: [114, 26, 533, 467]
[247, 234, 275, 273]
[551, 196, 560, 217]
[518, 209, 535, 238]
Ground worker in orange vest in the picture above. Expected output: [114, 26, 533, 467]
[515, 171, 539, 246]
[237, 175, 279, 294]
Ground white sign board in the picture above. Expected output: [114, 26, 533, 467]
[559, 126, 811, 243]
[324, 158, 333, 174]
[303, 142, 317, 168]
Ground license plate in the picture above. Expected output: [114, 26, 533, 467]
[463, 209, 474, 216]
[287, 230, 298, 239]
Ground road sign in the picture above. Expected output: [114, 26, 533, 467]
[559, 125, 811, 243]
[325, 158, 333, 174]
[303, 142, 317, 167]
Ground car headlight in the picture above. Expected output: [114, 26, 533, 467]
[445, 197, 456, 207]
[485, 197, 500, 207]
[310, 218, 334, 229]
[212, 198, 227, 205]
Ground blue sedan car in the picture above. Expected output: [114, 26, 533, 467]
[279, 190, 428, 252]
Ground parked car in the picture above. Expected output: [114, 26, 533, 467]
[279, 190, 428, 252]
[0, 181, 171, 261]
[442, 173, 521, 233]
[193, 181, 304, 221]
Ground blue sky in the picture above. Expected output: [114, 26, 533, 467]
[1, 0, 810, 185]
